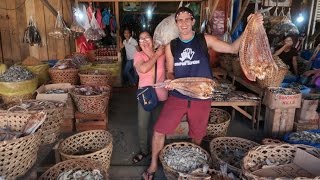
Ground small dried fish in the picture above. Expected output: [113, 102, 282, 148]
[163, 146, 208, 173]
[57, 169, 104, 180]
[45, 89, 68, 94]
[0, 127, 23, 141]
[288, 131, 320, 144]
[0, 65, 35, 82]
[269, 88, 300, 95]
[7, 100, 64, 111]
[73, 86, 109, 96]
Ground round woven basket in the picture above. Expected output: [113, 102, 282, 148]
[38, 158, 109, 180]
[79, 70, 112, 86]
[209, 137, 259, 174]
[2, 93, 33, 104]
[257, 56, 289, 88]
[58, 130, 113, 172]
[71, 89, 110, 114]
[48, 68, 79, 85]
[242, 144, 320, 180]
[159, 142, 210, 180]
[0, 111, 41, 179]
[7, 100, 64, 145]
[261, 138, 285, 145]
[206, 108, 231, 140]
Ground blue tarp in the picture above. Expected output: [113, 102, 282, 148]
[284, 129, 320, 148]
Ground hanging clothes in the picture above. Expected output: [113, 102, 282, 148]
[109, 16, 117, 33]
[87, 2, 93, 21]
[96, 8, 103, 28]
[102, 8, 111, 26]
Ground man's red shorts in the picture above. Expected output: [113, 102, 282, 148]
[154, 95, 211, 140]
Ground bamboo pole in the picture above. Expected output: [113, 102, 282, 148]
[231, 0, 249, 34]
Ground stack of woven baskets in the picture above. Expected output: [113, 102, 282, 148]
[206, 108, 231, 141]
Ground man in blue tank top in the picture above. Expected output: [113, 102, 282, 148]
[143, 7, 263, 179]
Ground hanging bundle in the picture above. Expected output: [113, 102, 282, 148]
[84, 13, 106, 41]
[269, 7, 299, 36]
[71, 3, 85, 34]
[23, 16, 42, 46]
[48, 11, 71, 39]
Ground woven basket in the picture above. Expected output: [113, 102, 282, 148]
[7, 100, 64, 144]
[232, 59, 242, 76]
[261, 138, 285, 145]
[0, 112, 41, 179]
[71, 88, 110, 114]
[79, 70, 112, 86]
[257, 56, 289, 88]
[38, 158, 108, 180]
[209, 137, 259, 174]
[2, 93, 33, 104]
[58, 130, 113, 171]
[159, 142, 210, 180]
[242, 144, 320, 180]
[48, 68, 79, 85]
[206, 108, 231, 140]
[219, 54, 236, 72]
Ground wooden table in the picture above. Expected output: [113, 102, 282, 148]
[228, 72, 265, 129]
[211, 99, 260, 129]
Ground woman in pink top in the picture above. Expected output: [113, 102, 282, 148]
[132, 31, 168, 163]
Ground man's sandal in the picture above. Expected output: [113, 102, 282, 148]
[132, 152, 149, 164]
[142, 170, 155, 180]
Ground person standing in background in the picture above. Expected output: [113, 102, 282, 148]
[120, 28, 140, 86]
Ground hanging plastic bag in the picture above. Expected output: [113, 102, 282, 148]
[23, 16, 42, 46]
[71, 2, 85, 34]
[84, 13, 105, 41]
[153, 14, 179, 49]
[48, 11, 71, 39]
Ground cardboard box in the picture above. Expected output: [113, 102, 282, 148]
[253, 149, 320, 178]
[295, 109, 319, 124]
[300, 98, 319, 111]
[263, 88, 302, 109]
[264, 107, 296, 138]
[294, 122, 319, 132]
[36, 83, 74, 103]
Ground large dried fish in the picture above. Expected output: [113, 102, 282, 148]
[239, 14, 278, 81]
[156, 77, 218, 99]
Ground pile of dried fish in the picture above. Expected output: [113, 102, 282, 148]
[0, 127, 22, 141]
[0, 65, 35, 82]
[220, 146, 245, 169]
[57, 169, 104, 180]
[156, 77, 218, 99]
[163, 146, 208, 173]
[269, 88, 300, 95]
[73, 86, 108, 96]
[7, 100, 64, 111]
[23, 16, 41, 46]
[45, 89, 68, 94]
[22, 56, 42, 66]
[52, 59, 77, 70]
[288, 131, 320, 144]
[239, 14, 278, 81]
[287, 82, 307, 91]
[71, 53, 89, 66]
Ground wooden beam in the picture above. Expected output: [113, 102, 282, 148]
[39, 0, 70, 27]
[78, 0, 203, 2]
[231, 0, 249, 34]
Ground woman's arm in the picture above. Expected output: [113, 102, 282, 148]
[165, 44, 174, 80]
[134, 46, 164, 74]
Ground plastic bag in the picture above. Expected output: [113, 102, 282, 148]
[153, 14, 179, 48]
[84, 13, 106, 41]
[48, 11, 71, 39]
[23, 16, 42, 46]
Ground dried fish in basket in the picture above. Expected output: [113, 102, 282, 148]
[159, 142, 210, 179]
[210, 137, 259, 175]
[23, 16, 41, 46]
[155, 77, 219, 99]
[239, 13, 278, 81]
[242, 144, 320, 180]
[38, 158, 108, 180]
[284, 130, 320, 148]
[0, 65, 35, 82]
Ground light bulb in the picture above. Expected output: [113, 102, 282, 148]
[297, 13, 304, 23]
